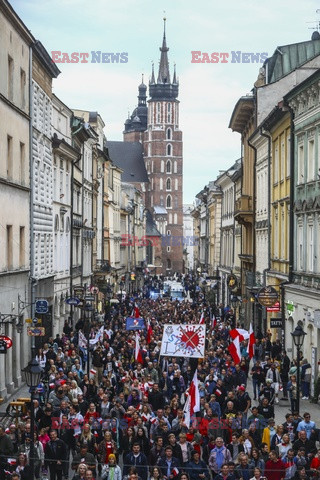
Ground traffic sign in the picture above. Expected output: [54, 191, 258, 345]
[0, 335, 13, 349]
[85, 295, 95, 302]
[257, 286, 278, 307]
[35, 299, 48, 314]
[90, 286, 99, 294]
[65, 297, 80, 306]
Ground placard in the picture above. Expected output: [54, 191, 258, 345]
[160, 324, 206, 358]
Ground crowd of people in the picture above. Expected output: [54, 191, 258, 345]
[0, 286, 316, 480]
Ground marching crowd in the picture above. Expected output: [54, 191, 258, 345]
[0, 292, 316, 480]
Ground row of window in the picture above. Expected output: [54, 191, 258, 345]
[146, 159, 178, 174]
[297, 136, 320, 184]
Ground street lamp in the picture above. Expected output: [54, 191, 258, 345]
[22, 359, 43, 479]
[291, 320, 306, 414]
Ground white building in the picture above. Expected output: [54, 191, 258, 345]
[183, 204, 194, 271]
[0, 0, 33, 397]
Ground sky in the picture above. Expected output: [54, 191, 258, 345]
[11, 0, 319, 203]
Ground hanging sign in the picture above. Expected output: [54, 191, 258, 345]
[0, 335, 13, 349]
[257, 286, 278, 307]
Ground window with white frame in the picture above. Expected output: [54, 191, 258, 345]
[161, 160, 164, 173]
[298, 222, 303, 270]
[167, 144, 172, 156]
[166, 160, 171, 173]
[160, 178, 163, 190]
[166, 178, 171, 191]
[298, 143, 304, 184]
[286, 136, 290, 177]
[166, 195, 172, 208]
[175, 178, 178, 190]
[156, 102, 161, 123]
[308, 139, 315, 182]
[307, 222, 314, 272]
[274, 207, 279, 258]
[280, 137, 285, 181]
[174, 161, 177, 173]
[274, 142, 279, 184]
[167, 128, 171, 140]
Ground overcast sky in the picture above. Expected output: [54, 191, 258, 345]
[11, 0, 318, 203]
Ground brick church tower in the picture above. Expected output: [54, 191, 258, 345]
[124, 19, 183, 274]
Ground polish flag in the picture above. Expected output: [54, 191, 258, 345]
[212, 313, 217, 329]
[229, 328, 249, 342]
[228, 336, 241, 364]
[8, 459, 17, 465]
[150, 417, 157, 424]
[172, 467, 179, 477]
[146, 319, 153, 344]
[135, 332, 143, 364]
[90, 368, 97, 376]
[141, 414, 148, 422]
[247, 323, 256, 359]
[199, 312, 205, 325]
[183, 369, 200, 427]
[134, 304, 141, 318]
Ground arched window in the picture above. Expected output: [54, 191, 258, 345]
[167, 230, 171, 236]
[167, 128, 171, 140]
[156, 102, 161, 123]
[175, 179, 178, 190]
[166, 195, 172, 208]
[167, 103, 172, 123]
[167, 144, 172, 156]
[174, 213, 177, 224]
[160, 178, 163, 190]
[161, 160, 164, 173]
[174, 161, 177, 173]
[169, 213, 172, 223]
[166, 160, 171, 173]
[166, 178, 171, 191]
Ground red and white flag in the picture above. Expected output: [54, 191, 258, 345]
[172, 467, 179, 477]
[183, 369, 200, 427]
[229, 328, 249, 342]
[134, 303, 141, 318]
[247, 323, 256, 359]
[90, 368, 97, 376]
[135, 332, 143, 364]
[212, 313, 217, 329]
[228, 336, 241, 364]
[8, 459, 17, 465]
[150, 417, 157, 424]
[146, 319, 153, 344]
[199, 312, 205, 325]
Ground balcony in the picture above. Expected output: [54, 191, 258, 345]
[94, 259, 111, 274]
[234, 195, 253, 225]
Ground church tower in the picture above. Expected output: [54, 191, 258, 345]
[124, 19, 183, 274]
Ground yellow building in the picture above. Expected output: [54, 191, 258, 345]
[263, 108, 291, 335]
[229, 95, 255, 326]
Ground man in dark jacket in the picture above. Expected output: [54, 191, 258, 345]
[44, 429, 67, 480]
[124, 443, 148, 480]
[158, 445, 181, 479]
[187, 451, 210, 480]
[280, 351, 290, 400]
[0, 425, 14, 480]
[148, 383, 165, 411]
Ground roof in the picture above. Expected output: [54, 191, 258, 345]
[107, 141, 149, 183]
[153, 206, 167, 214]
[229, 95, 255, 133]
[146, 210, 161, 237]
[266, 38, 320, 84]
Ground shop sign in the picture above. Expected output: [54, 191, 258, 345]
[257, 286, 278, 307]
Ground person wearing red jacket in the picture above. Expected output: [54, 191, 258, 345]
[265, 450, 285, 480]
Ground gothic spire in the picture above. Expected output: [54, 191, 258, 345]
[150, 62, 155, 84]
[173, 63, 177, 84]
[157, 17, 170, 84]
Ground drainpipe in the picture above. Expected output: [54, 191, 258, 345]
[29, 46, 35, 357]
[70, 153, 74, 327]
[247, 136, 257, 332]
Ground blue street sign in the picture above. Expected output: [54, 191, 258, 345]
[65, 297, 80, 306]
[35, 299, 48, 314]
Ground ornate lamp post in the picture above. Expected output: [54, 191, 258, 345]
[22, 359, 43, 479]
[291, 321, 306, 414]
